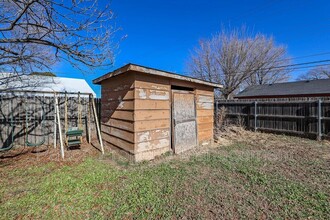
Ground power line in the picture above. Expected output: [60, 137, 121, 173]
[269, 63, 330, 72]
[181, 52, 330, 75]
[186, 60, 330, 77]
[204, 65, 329, 78]
[289, 52, 330, 60]
[262, 59, 330, 71]
[275, 51, 330, 63]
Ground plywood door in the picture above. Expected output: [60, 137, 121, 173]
[172, 91, 197, 154]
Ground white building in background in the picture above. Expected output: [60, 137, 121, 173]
[0, 73, 96, 97]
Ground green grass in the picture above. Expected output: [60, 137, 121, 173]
[1, 138, 330, 219]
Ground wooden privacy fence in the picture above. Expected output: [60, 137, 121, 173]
[215, 99, 330, 140]
[0, 92, 102, 149]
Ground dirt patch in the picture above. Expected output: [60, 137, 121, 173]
[2, 126, 330, 174]
[0, 139, 102, 171]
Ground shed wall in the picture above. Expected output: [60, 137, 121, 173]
[134, 73, 171, 161]
[100, 72, 214, 161]
[100, 73, 135, 157]
[196, 88, 214, 145]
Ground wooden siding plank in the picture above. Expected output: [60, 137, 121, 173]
[102, 133, 134, 153]
[197, 102, 213, 110]
[134, 80, 170, 91]
[134, 110, 170, 121]
[102, 84, 133, 92]
[136, 138, 170, 153]
[111, 110, 134, 121]
[135, 88, 170, 100]
[102, 126, 134, 143]
[197, 95, 214, 103]
[135, 128, 170, 143]
[102, 89, 134, 101]
[102, 100, 134, 111]
[102, 119, 134, 132]
[195, 89, 214, 96]
[135, 99, 170, 110]
[198, 122, 214, 131]
[197, 109, 214, 117]
[135, 119, 170, 132]
[197, 116, 214, 124]
[149, 89, 170, 100]
[102, 122, 133, 133]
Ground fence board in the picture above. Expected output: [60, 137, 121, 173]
[0, 93, 100, 149]
[215, 99, 330, 139]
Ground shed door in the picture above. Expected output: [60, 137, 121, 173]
[172, 91, 197, 154]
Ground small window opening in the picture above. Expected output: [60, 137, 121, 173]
[171, 85, 194, 91]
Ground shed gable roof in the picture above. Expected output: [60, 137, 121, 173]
[236, 79, 330, 98]
[93, 63, 223, 88]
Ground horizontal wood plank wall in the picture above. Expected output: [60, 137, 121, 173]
[196, 87, 214, 145]
[133, 73, 171, 161]
[100, 73, 135, 154]
[100, 72, 216, 161]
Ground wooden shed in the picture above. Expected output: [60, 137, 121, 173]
[93, 64, 222, 161]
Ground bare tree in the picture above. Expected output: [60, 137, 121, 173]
[297, 66, 330, 80]
[244, 37, 291, 86]
[187, 28, 291, 99]
[0, 0, 118, 76]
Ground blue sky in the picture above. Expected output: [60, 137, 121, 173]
[53, 0, 330, 97]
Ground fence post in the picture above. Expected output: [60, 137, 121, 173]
[317, 99, 322, 141]
[215, 100, 218, 115]
[92, 95, 104, 154]
[55, 96, 65, 159]
[254, 101, 258, 132]
[53, 93, 57, 149]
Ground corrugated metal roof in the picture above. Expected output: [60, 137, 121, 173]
[93, 63, 223, 88]
[0, 74, 96, 96]
[236, 79, 330, 98]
